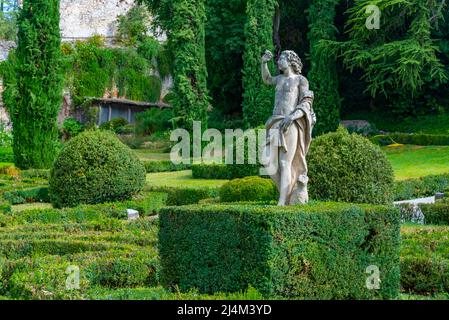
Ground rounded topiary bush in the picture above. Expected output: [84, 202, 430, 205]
[220, 176, 278, 203]
[307, 127, 394, 204]
[49, 130, 146, 208]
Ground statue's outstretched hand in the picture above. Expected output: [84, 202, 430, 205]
[262, 50, 273, 63]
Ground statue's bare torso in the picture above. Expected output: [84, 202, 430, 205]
[273, 75, 304, 116]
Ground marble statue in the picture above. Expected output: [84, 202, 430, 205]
[260, 50, 316, 206]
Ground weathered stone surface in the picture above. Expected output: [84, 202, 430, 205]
[60, 0, 135, 40]
[260, 50, 316, 206]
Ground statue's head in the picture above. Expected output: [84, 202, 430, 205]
[278, 50, 303, 75]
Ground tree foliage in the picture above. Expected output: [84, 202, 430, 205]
[139, 0, 210, 131]
[307, 0, 341, 136]
[11, 0, 63, 169]
[321, 0, 449, 117]
[205, 0, 247, 116]
[242, 0, 276, 128]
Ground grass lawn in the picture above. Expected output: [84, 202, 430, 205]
[11, 202, 53, 213]
[133, 150, 171, 161]
[383, 145, 449, 180]
[146, 170, 228, 189]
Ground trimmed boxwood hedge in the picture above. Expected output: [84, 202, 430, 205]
[394, 174, 449, 201]
[400, 225, 449, 295]
[419, 202, 449, 225]
[371, 133, 449, 146]
[307, 128, 395, 204]
[220, 176, 277, 203]
[3, 187, 50, 205]
[144, 160, 191, 173]
[159, 203, 401, 299]
[49, 130, 146, 208]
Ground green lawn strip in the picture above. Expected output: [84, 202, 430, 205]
[383, 145, 449, 180]
[146, 170, 228, 189]
[133, 150, 171, 161]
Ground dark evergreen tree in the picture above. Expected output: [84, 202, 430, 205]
[139, 0, 210, 131]
[11, 0, 63, 169]
[242, 0, 276, 128]
[205, 0, 247, 117]
[307, 0, 341, 136]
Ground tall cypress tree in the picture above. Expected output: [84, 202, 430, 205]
[307, 0, 341, 136]
[242, 0, 276, 128]
[140, 0, 210, 132]
[12, 0, 63, 169]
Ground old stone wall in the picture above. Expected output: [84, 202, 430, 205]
[60, 0, 135, 41]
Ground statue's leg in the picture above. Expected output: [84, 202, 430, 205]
[278, 125, 299, 206]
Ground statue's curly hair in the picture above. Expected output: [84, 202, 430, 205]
[282, 50, 303, 74]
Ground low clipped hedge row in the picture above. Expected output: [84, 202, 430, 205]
[3, 187, 50, 205]
[148, 186, 219, 206]
[144, 160, 191, 173]
[400, 225, 449, 295]
[419, 202, 449, 225]
[159, 203, 401, 299]
[192, 163, 260, 180]
[0, 192, 166, 226]
[371, 133, 449, 146]
[394, 174, 449, 201]
[1, 250, 159, 300]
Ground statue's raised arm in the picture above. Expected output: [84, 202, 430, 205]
[261, 50, 276, 86]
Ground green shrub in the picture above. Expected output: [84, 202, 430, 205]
[371, 133, 449, 146]
[87, 253, 158, 288]
[61, 118, 84, 140]
[220, 176, 277, 203]
[420, 203, 449, 225]
[159, 203, 401, 299]
[401, 256, 449, 295]
[401, 225, 449, 295]
[164, 187, 218, 206]
[393, 174, 449, 201]
[135, 108, 174, 136]
[144, 160, 190, 173]
[0, 147, 14, 163]
[99, 118, 128, 133]
[308, 127, 395, 204]
[192, 163, 229, 179]
[3, 187, 50, 205]
[49, 130, 146, 208]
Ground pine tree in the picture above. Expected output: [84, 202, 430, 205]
[12, 0, 63, 169]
